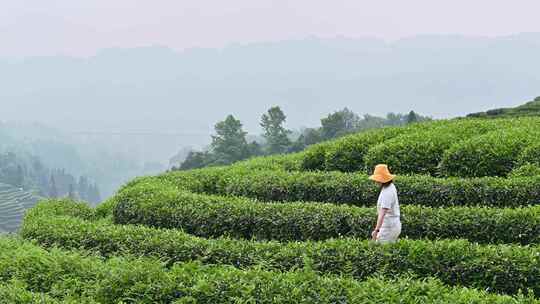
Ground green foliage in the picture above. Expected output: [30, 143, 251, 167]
[301, 126, 407, 172]
[518, 143, 540, 167]
[440, 128, 540, 177]
[363, 119, 505, 175]
[211, 114, 250, 164]
[467, 96, 540, 118]
[0, 281, 67, 304]
[299, 117, 540, 177]
[111, 180, 540, 244]
[261, 106, 292, 154]
[509, 164, 540, 178]
[158, 167, 540, 207]
[2, 236, 535, 304]
[21, 201, 540, 296]
[320, 108, 360, 139]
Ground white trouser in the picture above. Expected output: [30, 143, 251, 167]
[377, 221, 401, 244]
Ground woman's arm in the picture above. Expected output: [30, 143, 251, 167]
[372, 208, 389, 240]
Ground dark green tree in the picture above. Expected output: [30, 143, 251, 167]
[320, 108, 359, 140]
[407, 110, 418, 124]
[180, 151, 214, 170]
[260, 106, 291, 154]
[211, 115, 249, 164]
[247, 141, 264, 157]
[289, 128, 323, 152]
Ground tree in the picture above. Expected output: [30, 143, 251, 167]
[179, 151, 214, 170]
[320, 108, 360, 140]
[260, 106, 291, 154]
[211, 115, 249, 164]
[407, 111, 418, 124]
[385, 112, 406, 126]
[48, 175, 58, 198]
[302, 128, 323, 146]
[289, 128, 323, 152]
[247, 141, 264, 157]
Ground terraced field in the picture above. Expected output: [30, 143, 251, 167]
[4, 116, 540, 303]
[0, 183, 38, 234]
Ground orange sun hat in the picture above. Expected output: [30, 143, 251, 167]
[369, 164, 396, 183]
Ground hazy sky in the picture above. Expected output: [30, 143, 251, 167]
[2, 0, 540, 57]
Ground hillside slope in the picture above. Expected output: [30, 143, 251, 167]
[467, 96, 540, 118]
[0, 183, 39, 233]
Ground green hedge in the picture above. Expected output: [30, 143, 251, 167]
[0, 281, 68, 304]
[363, 132, 457, 175]
[518, 143, 540, 167]
[2, 237, 534, 304]
[22, 201, 540, 296]
[300, 126, 410, 172]
[154, 168, 540, 207]
[439, 128, 540, 177]
[111, 181, 540, 244]
[231, 152, 304, 171]
[323, 127, 407, 172]
[510, 164, 540, 178]
[363, 119, 508, 176]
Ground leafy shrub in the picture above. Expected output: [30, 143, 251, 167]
[300, 143, 328, 171]
[363, 119, 506, 175]
[232, 152, 304, 171]
[111, 181, 540, 244]
[0, 281, 68, 304]
[518, 143, 540, 167]
[156, 168, 540, 207]
[323, 127, 407, 172]
[509, 164, 540, 178]
[22, 201, 540, 296]
[364, 132, 456, 175]
[440, 128, 540, 177]
[2, 236, 534, 303]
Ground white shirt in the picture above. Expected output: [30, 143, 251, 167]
[377, 183, 400, 225]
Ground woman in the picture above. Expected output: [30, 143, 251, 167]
[369, 164, 401, 243]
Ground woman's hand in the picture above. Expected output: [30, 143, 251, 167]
[371, 229, 379, 240]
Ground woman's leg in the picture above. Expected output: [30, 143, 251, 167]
[376, 223, 401, 244]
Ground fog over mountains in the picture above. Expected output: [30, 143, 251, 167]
[2, 33, 540, 154]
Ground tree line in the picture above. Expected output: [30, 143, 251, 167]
[0, 151, 101, 204]
[174, 108, 429, 170]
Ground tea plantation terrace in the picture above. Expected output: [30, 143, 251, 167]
[5, 116, 540, 302]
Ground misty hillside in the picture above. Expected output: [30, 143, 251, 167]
[468, 96, 540, 118]
[2, 33, 540, 136]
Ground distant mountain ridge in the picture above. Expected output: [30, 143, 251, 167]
[2, 33, 540, 135]
[467, 96, 540, 118]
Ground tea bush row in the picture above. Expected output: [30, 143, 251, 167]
[439, 127, 540, 177]
[0, 281, 68, 304]
[363, 118, 509, 175]
[300, 125, 410, 172]
[22, 200, 540, 296]
[111, 182, 540, 244]
[2, 236, 534, 304]
[298, 118, 534, 175]
[151, 168, 540, 207]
